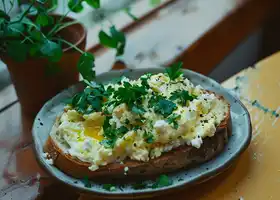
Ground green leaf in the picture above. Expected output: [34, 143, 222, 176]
[167, 113, 181, 129]
[99, 27, 126, 56]
[113, 82, 147, 108]
[0, 10, 10, 21]
[132, 182, 147, 190]
[7, 42, 28, 62]
[98, 30, 118, 48]
[36, 13, 51, 26]
[154, 99, 177, 117]
[169, 90, 196, 106]
[100, 139, 115, 148]
[0, 18, 5, 26]
[116, 126, 129, 137]
[77, 52, 95, 82]
[29, 44, 41, 57]
[6, 22, 24, 37]
[110, 26, 126, 56]
[165, 62, 183, 80]
[132, 104, 145, 115]
[110, 26, 125, 43]
[40, 40, 62, 62]
[152, 175, 172, 188]
[85, 0, 100, 8]
[68, 0, 84, 13]
[103, 184, 116, 191]
[82, 176, 92, 188]
[143, 132, 154, 144]
[140, 76, 150, 89]
[30, 30, 44, 41]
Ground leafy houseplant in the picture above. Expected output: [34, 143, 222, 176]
[0, 0, 126, 117]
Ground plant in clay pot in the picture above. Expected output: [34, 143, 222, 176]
[0, 0, 127, 118]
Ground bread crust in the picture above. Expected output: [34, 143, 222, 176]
[44, 95, 231, 179]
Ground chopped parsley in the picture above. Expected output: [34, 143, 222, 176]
[82, 176, 92, 188]
[143, 131, 155, 144]
[113, 81, 148, 109]
[125, 119, 130, 125]
[148, 95, 164, 107]
[152, 175, 172, 188]
[67, 83, 107, 114]
[132, 104, 146, 115]
[140, 77, 150, 89]
[132, 182, 147, 190]
[167, 113, 181, 129]
[103, 184, 116, 191]
[101, 116, 129, 148]
[165, 62, 183, 80]
[154, 99, 177, 117]
[169, 90, 196, 106]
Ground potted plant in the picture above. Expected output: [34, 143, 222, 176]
[0, 0, 126, 118]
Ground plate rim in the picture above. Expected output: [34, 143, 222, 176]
[32, 68, 252, 198]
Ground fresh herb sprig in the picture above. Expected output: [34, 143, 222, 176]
[113, 81, 148, 114]
[152, 174, 173, 188]
[153, 99, 177, 117]
[167, 113, 181, 129]
[68, 83, 109, 114]
[143, 131, 154, 144]
[169, 90, 196, 106]
[165, 62, 183, 80]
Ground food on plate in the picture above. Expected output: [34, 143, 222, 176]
[44, 63, 231, 179]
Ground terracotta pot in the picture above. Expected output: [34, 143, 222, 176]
[1, 15, 86, 118]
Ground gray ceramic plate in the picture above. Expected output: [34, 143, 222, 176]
[32, 68, 252, 199]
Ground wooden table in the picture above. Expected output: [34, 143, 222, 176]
[0, 52, 280, 199]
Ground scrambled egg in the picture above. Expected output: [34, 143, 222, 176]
[51, 72, 228, 171]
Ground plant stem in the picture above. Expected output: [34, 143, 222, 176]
[51, 20, 80, 35]
[10, 1, 34, 24]
[52, 37, 84, 54]
[7, 0, 15, 14]
[2, 0, 7, 13]
[124, 7, 138, 21]
[47, 0, 81, 37]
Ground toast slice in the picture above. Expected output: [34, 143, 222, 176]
[44, 94, 231, 179]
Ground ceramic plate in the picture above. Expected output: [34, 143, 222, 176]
[32, 68, 252, 199]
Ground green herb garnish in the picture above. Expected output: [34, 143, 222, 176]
[132, 104, 146, 115]
[152, 175, 172, 188]
[143, 131, 155, 144]
[132, 182, 147, 190]
[68, 84, 106, 114]
[167, 113, 181, 129]
[169, 90, 196, 106]
[165, 62, 183, 80]
[101, 121, 129, 148]
[113, 81, 147, 109]
[154, 99, 177, 117]
[140, 74, 152, 89]
[103, 184, 116, 191]
[82, 176, 92, 188]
